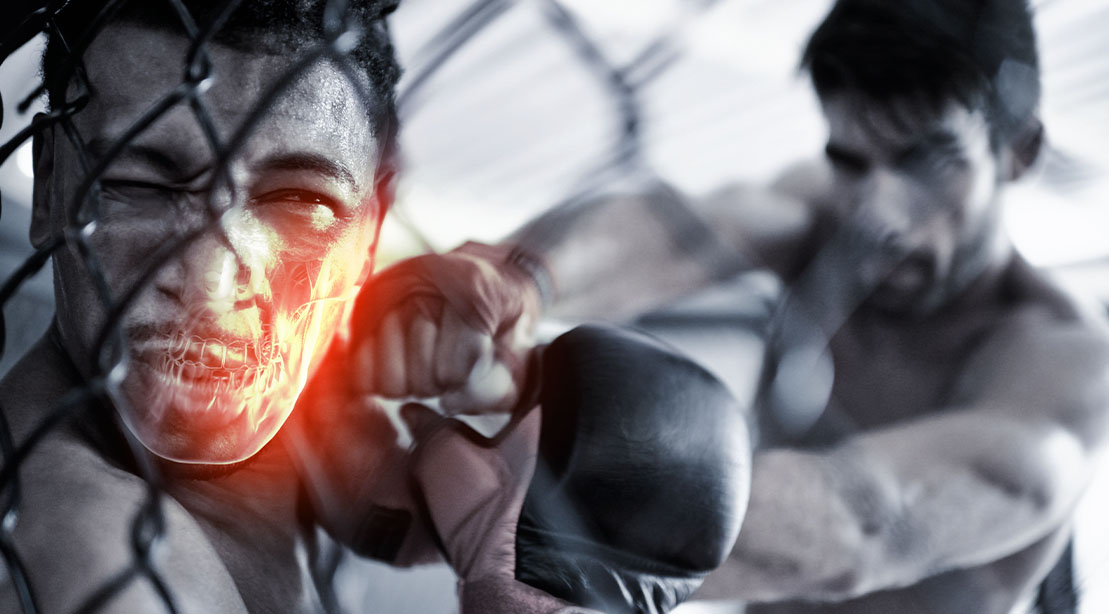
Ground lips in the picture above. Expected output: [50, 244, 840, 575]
[128, 328, 290, 432]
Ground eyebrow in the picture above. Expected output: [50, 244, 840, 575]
[916, 129, 961, 149]
[825, 142, 868, 166]
[891, 129, 963, 163]
[86, 138, 200, 179]
[85, 139, 362, 193]
[255, 153, 361, 194]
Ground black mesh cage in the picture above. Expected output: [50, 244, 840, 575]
[0, 0, 1084, 613]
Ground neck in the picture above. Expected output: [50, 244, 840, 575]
[42, 322, 306, 528]
[163, 433, 306, 529]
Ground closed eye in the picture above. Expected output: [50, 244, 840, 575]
[895, 145, 968, 175]
[99, 180, 190, 210]
[825, 144, 869, 175]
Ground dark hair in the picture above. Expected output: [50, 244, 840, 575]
[42, 0, 402, 151]
[801, 0, 1040, 143]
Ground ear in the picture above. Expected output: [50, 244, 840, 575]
[374, 158, 397, 216]
[355, 163, 398, 286]
[1005, 116, 1044, 182]
[30, 118, 57, 249]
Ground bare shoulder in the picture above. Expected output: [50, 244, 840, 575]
[957, 259, 1109, 448]
[0, 342, 247, 613]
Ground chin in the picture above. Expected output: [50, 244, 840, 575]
[115, 351, 300, 464]
[868, 280, 959, 320]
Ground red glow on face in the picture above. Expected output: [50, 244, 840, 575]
[113, 207, 375, 464]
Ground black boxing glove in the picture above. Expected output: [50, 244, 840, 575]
[516, 324, 752, 614]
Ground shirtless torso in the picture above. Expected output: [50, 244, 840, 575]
[1, 336, 314, 614]
[739, 257, 1102, 614]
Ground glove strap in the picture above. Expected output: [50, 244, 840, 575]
[453, 241, 555, 310]
[506, 244, 555, 310]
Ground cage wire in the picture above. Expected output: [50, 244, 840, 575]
[0, 0, 1084, 613]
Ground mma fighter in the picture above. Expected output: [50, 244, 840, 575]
[364, 0, 1109, 612]
[1, 1, 752, 612]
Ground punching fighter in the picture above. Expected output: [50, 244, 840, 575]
[362, 0, 1109, 613]
[0, 1, 749, 613]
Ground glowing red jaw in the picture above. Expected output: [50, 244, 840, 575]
[147, 330, 290, 418]
[168, 330, 282, 369]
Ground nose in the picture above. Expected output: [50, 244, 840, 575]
[194, 242, 256, 311]
[155, 209, 269, 313]
[855, 168, 916, 242]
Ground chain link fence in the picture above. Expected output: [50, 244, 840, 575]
[0, 1, 760, 612]
[0, 0, 1091, 612]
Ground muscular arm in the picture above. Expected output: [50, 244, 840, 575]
[698, 313, 1109, 603]
[507, 177, 819, 322]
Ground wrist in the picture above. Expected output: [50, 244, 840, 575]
[504, 244, 554, 312]
[452, 240, 553, 316]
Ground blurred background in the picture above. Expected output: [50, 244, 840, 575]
[2, 0, 1108, 612]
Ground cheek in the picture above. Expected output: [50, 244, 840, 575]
[271, 221, 374, 300]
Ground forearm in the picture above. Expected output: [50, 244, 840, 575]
[698, 411, 1093, 604]
[506, 188, 749, 322]
[696, 448, 886, 603]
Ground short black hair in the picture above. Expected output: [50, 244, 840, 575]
[801, 0, 1039, 143]
[42, 0, 402, 151]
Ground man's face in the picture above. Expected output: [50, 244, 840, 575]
[821, 94, 1010, 317]
[34, 23, 386, 463]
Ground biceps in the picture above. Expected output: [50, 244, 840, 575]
[863, 415, 1091, 573]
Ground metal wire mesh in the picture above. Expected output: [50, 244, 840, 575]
[0, 0, 1088, 613]
[0, 1, 749, 612]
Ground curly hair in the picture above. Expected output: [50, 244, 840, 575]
[42, 0, 403, 147]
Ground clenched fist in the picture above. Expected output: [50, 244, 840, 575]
[349, 241, 545, 414]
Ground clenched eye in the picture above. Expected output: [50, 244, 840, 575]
[825, 144, 869, 176]
[101, 180, 179, 204]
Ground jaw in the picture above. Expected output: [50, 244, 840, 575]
[118, 348, 294, 464]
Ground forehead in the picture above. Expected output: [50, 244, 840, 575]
[77, 22, 379, 179]
[821, 93, 989, 153]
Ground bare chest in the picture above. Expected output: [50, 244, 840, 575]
[799, 317, 991, 439]
[189, 502, 324, 614]
[827, 334, 962, 428]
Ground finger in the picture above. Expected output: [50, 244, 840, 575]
[441, 355, 517, 415]
[375, 310, 407, 397]
[434, 309, 490, 389]
[405, 314, 439, 397]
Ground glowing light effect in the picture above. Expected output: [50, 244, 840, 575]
[111, 207, 373, 464]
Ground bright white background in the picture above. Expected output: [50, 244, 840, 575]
[1, 1, 1108, 612]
